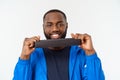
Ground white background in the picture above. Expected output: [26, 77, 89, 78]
[0, 0, 120, 80]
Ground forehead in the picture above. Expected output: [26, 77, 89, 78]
[44, 12, 65, 22]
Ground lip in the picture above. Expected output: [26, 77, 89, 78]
[51, 34, 60, 39]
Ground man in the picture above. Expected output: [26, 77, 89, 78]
[13, 9, 105, 80]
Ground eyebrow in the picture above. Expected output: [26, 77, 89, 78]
[46, 21, 64, 23]
[57, 21, 64, 23]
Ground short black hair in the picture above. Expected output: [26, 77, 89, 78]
[43, 9, 67, 21]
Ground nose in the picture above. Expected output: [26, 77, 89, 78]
[52, 25, 59, 31]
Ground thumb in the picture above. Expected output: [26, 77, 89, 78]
[71, 33, 75, 38]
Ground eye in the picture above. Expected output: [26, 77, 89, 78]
[57, 23, 65, 27]
[46, 23, 52, 27]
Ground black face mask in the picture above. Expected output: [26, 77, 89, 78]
[44, 28, 67, 39]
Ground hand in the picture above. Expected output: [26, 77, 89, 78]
[71, 33, 95, 55]
[20, 36, 40, 60]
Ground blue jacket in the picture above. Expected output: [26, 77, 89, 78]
[13, 46, 105, 80]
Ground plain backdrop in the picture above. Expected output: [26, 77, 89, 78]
[0, 0, 120, 80]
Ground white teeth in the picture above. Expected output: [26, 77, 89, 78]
[51, 34, 59, 39]
[52, 34, 58, 36]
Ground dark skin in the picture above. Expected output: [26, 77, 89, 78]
[43, 12, 68, 50]
[20, 12, 95, 60]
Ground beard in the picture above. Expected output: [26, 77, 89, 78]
[44, 29, 67, 39]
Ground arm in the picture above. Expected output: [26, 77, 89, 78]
[13, 36, 40, 80]
[13, 58, 32, 80]
[71, 33, 95, 55]
[71, 33, 105, 80]
[82, 53, 105, 80]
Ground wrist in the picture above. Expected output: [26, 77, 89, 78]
[85, 49, 96, 55]
[20, 54, 30, 60]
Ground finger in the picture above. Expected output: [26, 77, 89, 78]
[26, 39, 35, 48]
[75, 33, 82, 39]
[75, 33, 81, 39]
[31, 36, 40, 42]
[25, 39, 34, 48]
[77, 34, 84, 44]
[84, 33, 91, 39]
[73, 33, 79, 39]
[35, 35, 40, 41]
[30, 36, 41, 47]
[29, 42, 35, 48]
[24, 38, 31, 46]
[71, 33, 75, 38]
[37, 35, 40, 40]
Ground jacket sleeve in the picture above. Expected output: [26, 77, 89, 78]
[81, 53, 105, 80]
[12, 58, 32, 80]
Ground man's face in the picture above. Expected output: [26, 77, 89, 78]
[43, 12, 68, 39]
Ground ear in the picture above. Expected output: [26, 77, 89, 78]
[66, 22, 68, 29]
[43, 24, 45, 29]
[42, 24, 45, 32]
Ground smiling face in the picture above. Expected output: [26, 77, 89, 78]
[43, 12, 68, 40]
